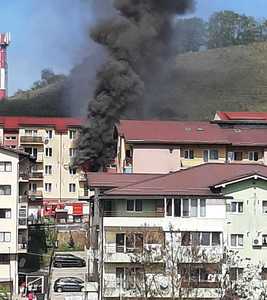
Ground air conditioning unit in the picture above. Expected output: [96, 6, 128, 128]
[253, 237, 262, 247]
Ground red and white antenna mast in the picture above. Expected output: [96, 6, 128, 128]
[0, 33, 11, 100]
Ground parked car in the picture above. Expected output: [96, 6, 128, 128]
[53, 254, 86, 268]
[53, 277, 84, 293]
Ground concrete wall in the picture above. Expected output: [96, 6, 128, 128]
[224, 179, 267, 264]
[133, 145, 181, 174]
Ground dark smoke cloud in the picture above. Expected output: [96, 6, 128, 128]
[75, 0, 195, 170]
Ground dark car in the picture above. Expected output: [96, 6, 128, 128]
[53, 254, 86, 268]
[54, 277, 84, 293]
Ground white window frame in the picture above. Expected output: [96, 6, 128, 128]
[0, 162, 12, 172]
[0, 232, 11, 242]
[69, 167, 76, 175]
[0, 209, 11, 219]
[45, 183, 52, 193]
[230, 234, 244, 248]
[69, 148, 77, 157]
[69, 183, 76, 193]
[29, 183, 37, 192]
[69, 130, 77, 140]
[25, 129, 38, 136]
[45, 148, 52, 157]
[0, 185, 11, 195]
[181, 231, 221, 247]
[262, 201, 267, 214]
[45, 165, 52, 175]
[184, 149, 194, 160]
[230, 201, 243, 214]
[165, 198, 206, 218]
[46, 130, 53, 139]
[126, 199, 143, 212]
[204, 149, 219, 162]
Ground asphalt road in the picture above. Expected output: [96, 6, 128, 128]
[50, 252, 87, 300]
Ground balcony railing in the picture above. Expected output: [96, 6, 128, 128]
[19, 218, 27, 226]
[28, 191, 43, 199]
[19, 172, 29, 181]
[103, 210, 164, 218]
[29, 172, 43, 180]
[20, 136, 43, 144]
[19, 195, 28, 203]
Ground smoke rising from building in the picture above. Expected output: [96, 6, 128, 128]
[75, 0, 195, 170]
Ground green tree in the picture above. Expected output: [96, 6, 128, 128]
[208, 10, 259, 49]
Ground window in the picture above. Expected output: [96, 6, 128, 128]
[25, 129, 37, 136]
[167, 198, 206, 217]
[69, 130, 77, 139]
[45, 183, 52, 192]
[262, 235, 267, 246]
[5, 136, 16, 140]
[69, 148, 77, 157]
[69, 167, 76, 175]
[45, 148, 52, 157]
[29, 183, 37, 192]
[46, 130, 53, 139]
[45, 165, 52, 175]
[0, 162, 12, 172]
[262, 268, 267, 280]
[0, 209, 11, 218]
[181, 232, 221, 246]
[116, 267, 143, 289]
[230, 202, 243, 213]
[126, 199, 142, 212]
[69, 183, 76, 193]
[0, 254, 10, 264]
[203, 149, 219, 162]
[0, 232, 11, 242]
[230, 234, 244, 247]
[0, 185, 11, 195]
[263, 201, 267, 214]
[184, 149, 194, 159]
[25, 147, 38, 158]
[249, 151, 259, 161]
[233, 151, 243, 161]
[116, 233, 143, 253]
[230, 268, 243, 281]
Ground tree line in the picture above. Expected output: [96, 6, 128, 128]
[174, 10, 267, 54]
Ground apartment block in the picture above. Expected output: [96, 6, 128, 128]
[87, 163, 267, 299]
[0, 116, 90, 224]
[115, 119, 267, 174]
[0, 146, 33, 295]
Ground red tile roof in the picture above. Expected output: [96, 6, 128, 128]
[86, 172, 161, 189]
[116, 119, 267, 146]
[0, 116, 83, 132]
[116, 120, 229, 144]
[103, 164, 267, 197]
[216, 111, 267, 121]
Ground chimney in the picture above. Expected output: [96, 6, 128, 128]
[0, 33, 11, 100]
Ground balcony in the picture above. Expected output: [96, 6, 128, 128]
[29, 172, 43, 180]
[28, 191, 43, 200]
[18, 218, 28, 228]
[79, 189, 91, 200]
[19, 172, 29, 182]
[36, 153, 43, 162]
[105, 244, 163, 263]
[18, 242, 28, 253]
[19, 195, 28, 203]
[104, 210, 164, 218]
[20, 136, 43, 144]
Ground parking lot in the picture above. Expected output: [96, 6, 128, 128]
[50, 251, 87, 300]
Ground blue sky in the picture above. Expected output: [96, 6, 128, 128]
[0, 0, 266, 96]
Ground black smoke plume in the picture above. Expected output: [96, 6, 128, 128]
[75, 0, 195, 171]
